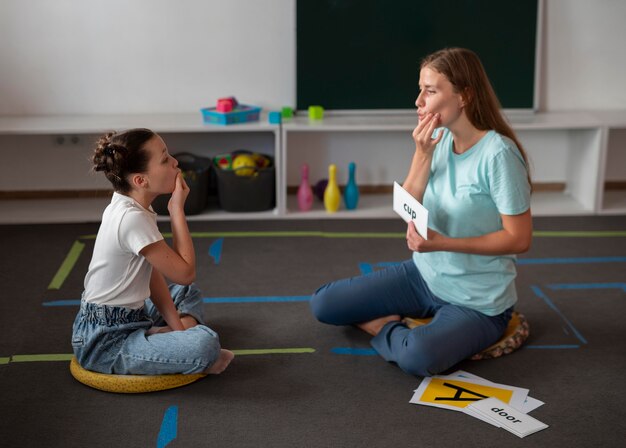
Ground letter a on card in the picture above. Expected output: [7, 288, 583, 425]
[410, 377, 521, 412]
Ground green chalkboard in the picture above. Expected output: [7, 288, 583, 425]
[297, 0, 538, 110]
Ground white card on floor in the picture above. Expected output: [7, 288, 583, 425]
[463, 406, 500, 428]
[446, 370, 544, 413]
[411, 375, 529, 413]
[520, 396, 545, 414]
[393, 182, 428, 239]
[466, 397, 548, 438]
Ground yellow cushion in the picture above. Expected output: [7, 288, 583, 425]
[402, 311, 530, 360]
[70, 357, 206, 393]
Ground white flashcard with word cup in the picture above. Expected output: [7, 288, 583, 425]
[393, 182, 428, 240]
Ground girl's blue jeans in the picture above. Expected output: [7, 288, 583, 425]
[72, 283, 221, 375]
[310, 260, 512, 377]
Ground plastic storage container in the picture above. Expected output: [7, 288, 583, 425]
[201, 105, 261, 126]
[214, 152, 275, 212]
[152, 153, 214, 216]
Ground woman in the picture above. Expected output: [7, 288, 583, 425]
[310, 48, 532, 377]
[72, 128, 233, 375]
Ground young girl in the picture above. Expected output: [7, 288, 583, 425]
[310, 48, 533, 377]
[72, 128, 234, 375]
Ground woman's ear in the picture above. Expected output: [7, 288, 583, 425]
[460, 87, 473, 108]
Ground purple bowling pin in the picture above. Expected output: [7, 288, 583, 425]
[297, 163, 314, 211]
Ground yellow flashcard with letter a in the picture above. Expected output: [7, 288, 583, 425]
[410, 376, 528, 412]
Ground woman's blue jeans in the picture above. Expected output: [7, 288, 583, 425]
[310, 260, 512, 377]
[72, 283, 221, 375]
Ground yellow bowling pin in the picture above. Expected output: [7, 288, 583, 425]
[324, 164, 341, 213]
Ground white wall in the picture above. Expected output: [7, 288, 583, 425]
[0, 0, 295, 115]
[1, 0, 626, 115]
[542, 0, 626, 110]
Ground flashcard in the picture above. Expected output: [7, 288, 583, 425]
[463, 405, 501, 428]
[410, 376, 528, 413]
[466, 397, 548, 438]
[393, 182, 428, 239]
[447, 370, 544, 413]
[520, 396, 545, 414]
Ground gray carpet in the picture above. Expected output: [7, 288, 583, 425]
[1, 217, 625, 447]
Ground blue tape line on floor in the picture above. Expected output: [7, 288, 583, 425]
[359, 261, 401, 275]
[331, 347, 377, 356]
[518, 256, 626, 265]
[157, 405, 178, 448]
[360, 257, 626, 275]
[530, 285, 588, 345]
[202, 296, 310, 303]
[525, 345, 580, 349]
[209, 238, 223, 264]
[42, 300, 81, 307]
[548, 282, 626, 291]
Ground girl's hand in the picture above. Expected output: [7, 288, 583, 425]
[406, 221, 444, 253]
[168, 171, 190, 214]
[412, 113, 443, 157]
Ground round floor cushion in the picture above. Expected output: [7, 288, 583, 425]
[70, 357, 206, 393]
[402, 311, 530, 360]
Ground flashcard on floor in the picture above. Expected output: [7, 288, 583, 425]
[465, 397, 549, 438]
[447, 370, 544, 413]
[410, 375, 529, 412]
[520, 396, 545, 413]
[463, 405, 501, 428]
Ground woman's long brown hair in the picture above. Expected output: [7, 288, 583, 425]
[421, 48, 533, 190]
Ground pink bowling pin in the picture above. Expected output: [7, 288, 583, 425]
[297, 163, 314, 211]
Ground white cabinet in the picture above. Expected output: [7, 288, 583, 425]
[1, 111, 624, 223]
[0, 114, 281, 223]
[281, 112, 613, 218]
[593, 111, 626, 214]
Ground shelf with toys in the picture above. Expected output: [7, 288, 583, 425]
[2, 106, 626, 223]
[0, 104, 282, 224]
[280, 110, 625, 218]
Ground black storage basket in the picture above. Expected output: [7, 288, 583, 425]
[152, 153, 214, 215]
[214, 153, 275, 212]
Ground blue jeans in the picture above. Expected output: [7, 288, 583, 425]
[310, 260, 513, 377]
[72, 283, 221, 375]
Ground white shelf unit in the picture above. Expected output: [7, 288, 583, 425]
[0, 114, 282, 223]
[1, 111, 624, 223]
[593, 111, 626, 215]
[281, 112, 610, 218]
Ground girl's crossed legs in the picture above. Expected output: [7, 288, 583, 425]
[73, 284, 233, 375]
[144, 283, 234, 374]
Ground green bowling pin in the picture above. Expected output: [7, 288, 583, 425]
[324, 164, 341, 213]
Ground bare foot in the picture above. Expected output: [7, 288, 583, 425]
[205, 349, 235, 375]
[180, 315, 199, 329]
[357, 315, 402, 336]
[146, 325, 172, 335]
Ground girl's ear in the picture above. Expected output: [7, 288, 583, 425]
[130, 173, 148, 189]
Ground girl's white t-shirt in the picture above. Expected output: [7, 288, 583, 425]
[83, 192, 164, 309]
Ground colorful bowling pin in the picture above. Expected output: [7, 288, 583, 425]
[297, 163, 313, 211]
[344, 161, 359, 210]
[324, 164, 341, 213]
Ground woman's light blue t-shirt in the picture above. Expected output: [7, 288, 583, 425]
[412, 128, 531, 316]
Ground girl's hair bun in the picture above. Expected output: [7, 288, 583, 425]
[93, 132, 119, 172]
[91, 128, 155, 193]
